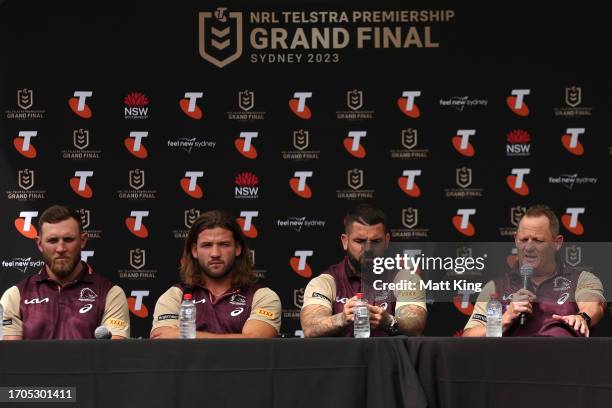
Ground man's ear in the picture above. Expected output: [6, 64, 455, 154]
[554, 234, 564, 251]
[80, 231, 88, 249]
[341, 234, 349, 251]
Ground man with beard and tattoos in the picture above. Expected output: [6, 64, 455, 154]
[0, 205, 130, 339]
[150, 210, 281, 339]
[300, 203, 427, 337]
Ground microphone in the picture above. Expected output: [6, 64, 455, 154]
[519, 265, 534, 326]
[94, 325, 112, 339]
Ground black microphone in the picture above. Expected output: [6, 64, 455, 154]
[94, 325, 112, 339]
[519, 265, 534, 326]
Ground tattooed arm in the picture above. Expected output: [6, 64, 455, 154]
[395, 304, 427, 336]
[300, 296, 357, 338]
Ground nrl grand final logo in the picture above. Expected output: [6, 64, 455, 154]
[510, 206, 526, 227]
[402, 207, 418, 229]
[129, 248, 146, 270]
[455, 166, 472, 188]
[18, 169, 34, 190]
[293, 129, 309, 151]
[402, 129, 418, 149]
[238, 90, 254, 111]
[76, 208, 91, 230]
[17, 89, 33, 110]
[346, 90, 363, 111]
[565, 86, 581, 108]
[347, 169, 363, 190]
[184, 208, 200, 228]
[565, 244, 581, 267]
[199, 8, 243, 68]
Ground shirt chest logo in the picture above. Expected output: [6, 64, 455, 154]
[553, 277, 572, 292]
[78, 288, 98, 302]
[230, 307, 245, 316]
[229, 294, 247, 306]
[79, 304, 93, 313]
[24, 297, 49, 305]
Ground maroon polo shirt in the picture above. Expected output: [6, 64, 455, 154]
[495, 263, 582, 336]
[175, 283, 262, 334]
[326, 258, 396, 337]
[15, 262, 115, 339]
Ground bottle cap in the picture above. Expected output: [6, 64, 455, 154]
[489, 292, 499, 300]
[183, 293, 193, 300]
[356, 292, 365, 299]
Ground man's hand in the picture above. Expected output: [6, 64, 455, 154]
[502, 289, 535, 331]
[342, 296, 358, 324]
[150, 326, 179, 339]
[368, 305, 391, 331]
[552, 314, 590, 337]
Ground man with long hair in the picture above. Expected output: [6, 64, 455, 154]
[300, 203, 427, 337]
[1, 205, 130, 339]
[150, 210, 281, 338]
[463, 204, 606, 337]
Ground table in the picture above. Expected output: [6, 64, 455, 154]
[1, 337, 611, 408]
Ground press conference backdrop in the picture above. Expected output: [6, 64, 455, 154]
[1, 1, 610, 338]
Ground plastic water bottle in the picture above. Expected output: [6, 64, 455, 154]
[353, 293, 370, 338]
[486, 292, 503, 337]
[179, 293, 196, 339]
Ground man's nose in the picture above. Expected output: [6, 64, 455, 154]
[210, 244, 221, 257]
[56, 240, 67, 252]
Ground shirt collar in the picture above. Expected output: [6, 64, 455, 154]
[34, 261, 94, 284]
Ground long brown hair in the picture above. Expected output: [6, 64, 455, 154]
[180, 210, 256, 288]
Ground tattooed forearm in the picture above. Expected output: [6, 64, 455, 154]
[396, 304, 427, 336]
[300, 305, 349, 337]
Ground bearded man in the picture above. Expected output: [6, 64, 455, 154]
[150, 210, 281, 339]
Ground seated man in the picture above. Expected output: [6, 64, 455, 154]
[463, 204, 606, 337]
[1, 205, 130, 339]
[300, 203, 427, 337]
[150, 210, 281, 338]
